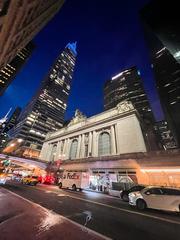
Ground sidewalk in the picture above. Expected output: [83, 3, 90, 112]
[0, 187, 110, 240]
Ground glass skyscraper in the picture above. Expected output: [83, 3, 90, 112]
[104, 66, 159, 151]
[8, 42, 77, 158]
[104, 66, 154, 122]
[140, 1, 180, 146]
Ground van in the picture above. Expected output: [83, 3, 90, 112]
[58, 171, 89, 191]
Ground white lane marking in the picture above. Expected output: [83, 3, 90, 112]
[14, 185, 180, 226]
[63, 194, 180, 225]
[3, 188, 111, 240]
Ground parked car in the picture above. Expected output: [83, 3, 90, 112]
[129, 186, 180, 212]
[22, 176, 39, 186]
[120, 185, 146, 201]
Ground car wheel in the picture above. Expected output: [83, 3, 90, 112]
[136, 199, 147, 210]
[72, 184, 77, 191]
[121, 193, 129, 202]
[59, 182, 62, 189]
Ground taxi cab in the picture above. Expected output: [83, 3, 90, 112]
[22, 175, 39, 186]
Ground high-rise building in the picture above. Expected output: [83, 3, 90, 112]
[0, 107, 21, 151]
[104, 67, 159, 151]
[8, 42, 77, 158]
[154, 120, 177, 150]
[140, 0, 180, 63]
[104, 66, 153, 122]
[0, 0, 65, 69]
[0, 42, 35, 96]
[140, 2, 180, 146]
[3, 107, 22, 133]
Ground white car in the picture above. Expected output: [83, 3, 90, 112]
[129, 186, 180, 212]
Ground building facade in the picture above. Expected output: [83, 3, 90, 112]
[8, 42, 77, 158]
[140, 8, 180, 146]
[40, 102, 180, 190]
[104, 67, 153, 122]
[0, 0, 64, 69]
[154, 120, 177, 150]
[40, 101, 147, 190]
[104, 66, 159, 150]
[141, 0, 180, 64]
[0, 42, 34, 96]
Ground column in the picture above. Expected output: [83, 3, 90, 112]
[88, 132, 92, 156]
[55, 141, 62, 160]
[62, 139, 67, 156]
[46, 144, 53, 162]
[114, 124, 120, 154]
[80, 134, 85, 158]
[76, 135, 82, 159]
[39, 142, 49, 160]
[111, 125, 116, 155]
[92, 130, 97, 157]
[65, 138, 70, 160]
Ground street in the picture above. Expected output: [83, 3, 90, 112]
[1, 181, 180, 240]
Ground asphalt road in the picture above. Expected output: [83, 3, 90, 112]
[3, 181, 180, 240]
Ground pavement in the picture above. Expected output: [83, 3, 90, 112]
[1, 181, 180, 240]
[0, 187, 109, 240]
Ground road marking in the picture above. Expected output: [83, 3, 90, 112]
[7, 185, 180, 225]
[61, 194, 180, 225]
[2, 187, 111, 240]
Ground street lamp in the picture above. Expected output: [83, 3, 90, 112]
[10, 143, 15, 147]
[17, 139, 23, 143]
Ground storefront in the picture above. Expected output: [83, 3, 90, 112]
[88, 168, 137, 192]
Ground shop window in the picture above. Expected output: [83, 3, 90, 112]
[69, 139, 78, 159]
[98, 132, 111, 156]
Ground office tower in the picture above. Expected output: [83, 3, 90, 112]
[104, 67, 158, 151]
[8, 42, 77, 158]
[140, 2, 180, 146]
[140, 0, 180, 63]
[0, 107, 21, 151]
[104, 66, 153, 122]
[0, 42, 35, 96]
[154, 120, 177, 150]
[3, 107, 22, 133]
[0, 0, 65, 69]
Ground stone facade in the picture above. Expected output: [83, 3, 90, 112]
[40, 101, 147, 162]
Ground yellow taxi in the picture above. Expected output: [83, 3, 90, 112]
[22, 175, 39, 186]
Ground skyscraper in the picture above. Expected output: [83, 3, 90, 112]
[104, 66, 153, 122]
[3, 107, 22, 133]
[104, 67, 158, 151]
[140, 0, 180, 63]
[140, 2, 180, 146]
[154, 120, 177, 150]
[0, 0, 65, 69]
[0, 42, 35, 96]
[8, 42, 77, 158]
[0, 107, 21, 151]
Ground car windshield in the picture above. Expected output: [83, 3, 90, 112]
[32, 176, 38, 179]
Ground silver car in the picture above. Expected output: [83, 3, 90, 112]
[129, 186, 180, 212]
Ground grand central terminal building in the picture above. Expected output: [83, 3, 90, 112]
[40, 101, 180, 190]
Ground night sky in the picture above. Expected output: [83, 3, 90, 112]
[0, 0, 164, 121]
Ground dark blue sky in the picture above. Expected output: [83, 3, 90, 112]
[0, 0, 163, 121]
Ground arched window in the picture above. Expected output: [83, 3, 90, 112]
[98, 132, 111, 156]
[50, 144, 57, 162]
[69, 139, 78, 159]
